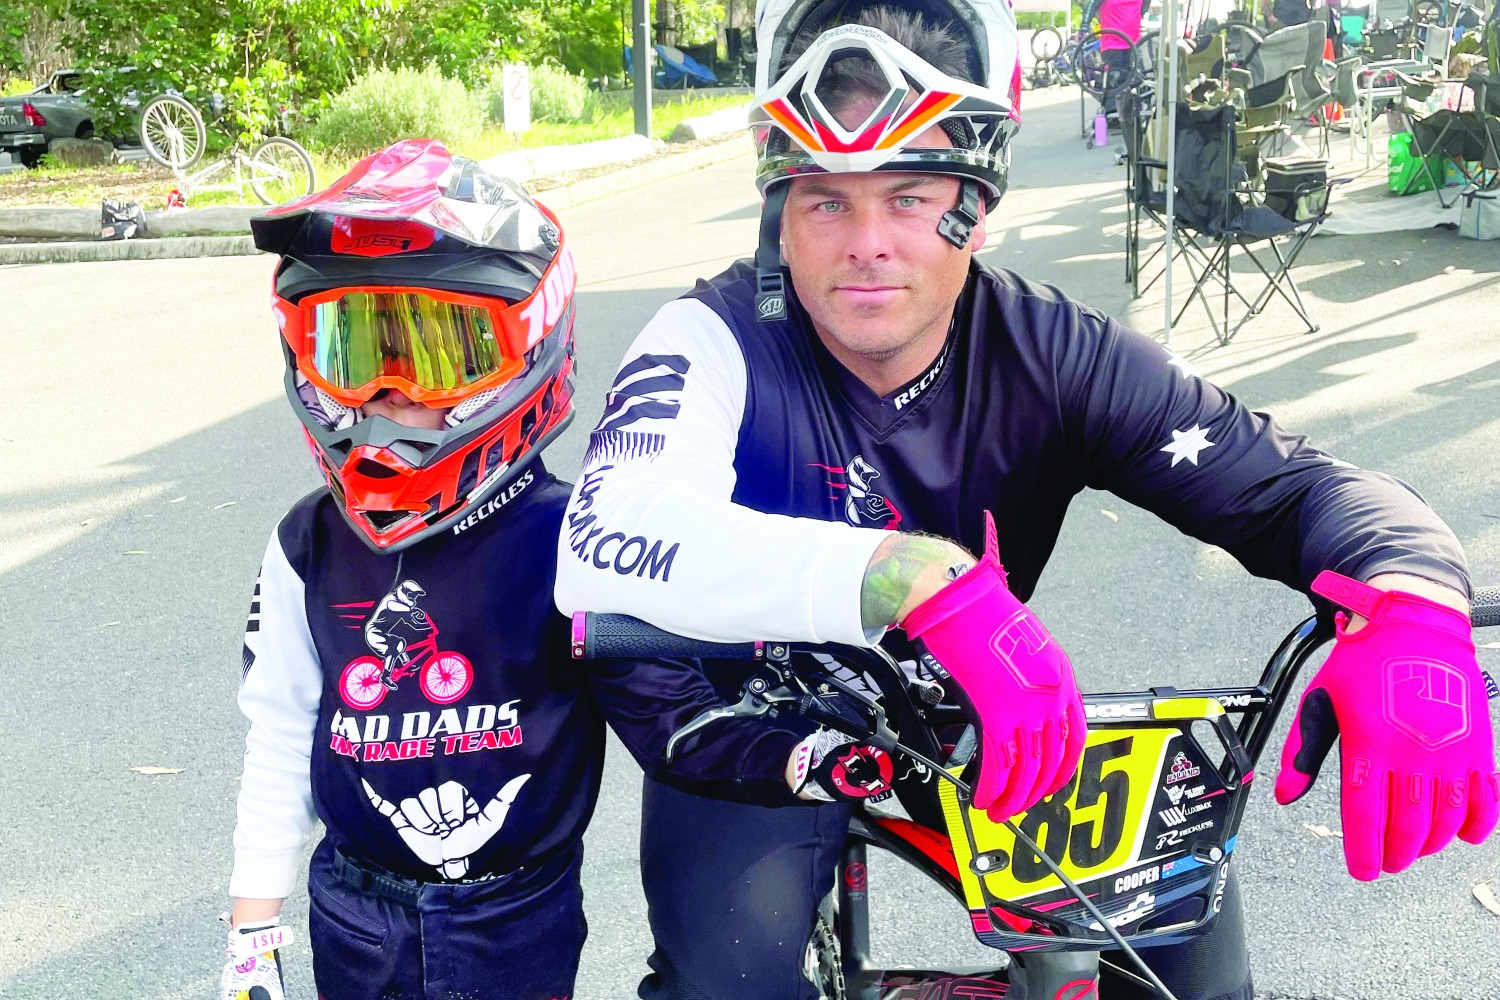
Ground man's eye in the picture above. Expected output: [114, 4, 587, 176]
[895, 196, 921, 209]
[817, 200, 843, 213]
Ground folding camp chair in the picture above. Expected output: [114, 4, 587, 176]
[1392, 67, 1500, 199]
[1157, 102, 1346, 344]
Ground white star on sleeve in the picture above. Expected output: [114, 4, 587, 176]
[1165, 352, 1201, 379]
[1160, 424, 1216, 467]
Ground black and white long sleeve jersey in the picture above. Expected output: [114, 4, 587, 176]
[232, 463, 805, 900]
[553, 259, 1468, 645]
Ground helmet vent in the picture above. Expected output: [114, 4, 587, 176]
[363, 510, 413, 532]
[450, 387, 503, 424]
[354, 459, 402, 479]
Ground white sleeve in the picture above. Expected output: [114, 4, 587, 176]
[554, 297, 888, 645]
[228, 526, 321, 899]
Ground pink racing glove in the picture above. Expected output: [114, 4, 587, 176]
[902, 512, 1087, 823]
[1275, 571, 1500, 880]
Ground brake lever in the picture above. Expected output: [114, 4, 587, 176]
[663, 666, 809, 763]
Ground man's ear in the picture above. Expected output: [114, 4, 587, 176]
[968, 199, 988, 253]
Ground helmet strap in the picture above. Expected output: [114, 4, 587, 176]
[937, 179, 983, 250]
[755, 184, 790, 322]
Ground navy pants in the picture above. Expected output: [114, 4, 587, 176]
[637, 778, 1252, 1000]
[308, 838, 587, 1000]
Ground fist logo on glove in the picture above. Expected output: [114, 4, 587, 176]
[1275, 571, 1500, 881]
[902, 512, 1087, 824]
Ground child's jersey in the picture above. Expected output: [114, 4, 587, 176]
[232, 463, 803, 899]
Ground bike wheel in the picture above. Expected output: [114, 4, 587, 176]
[340, 656, 388, 711]
[1074, 29, 1139, 100]
[420, 652, 474, 705]
[1413, 0, 1442, 25]
[139, 94, 205, 171]
[248, 136, 316, 205]
[802, 901, 846, 1000]
[1031, 25, 1065, 63]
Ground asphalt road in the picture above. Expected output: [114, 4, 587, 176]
[1, 87, 1498, 999]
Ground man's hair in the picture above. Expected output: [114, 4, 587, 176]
[786, 6, 976, 115]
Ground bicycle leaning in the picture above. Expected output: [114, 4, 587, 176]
[137, 92, 315, 205]
[573, 583, 1500, 1000]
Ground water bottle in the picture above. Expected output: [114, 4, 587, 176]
[1093, 112, 1108, 147]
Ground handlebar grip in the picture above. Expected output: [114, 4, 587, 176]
[1473, 586, 1500, 629]
[571, 612, 766, 661]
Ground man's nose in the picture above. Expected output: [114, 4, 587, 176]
[844, 206, 894, 261]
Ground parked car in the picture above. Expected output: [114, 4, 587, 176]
[0, 68, 140, 168]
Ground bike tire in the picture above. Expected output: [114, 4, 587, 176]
[1031, 25, 1065, 62]
[1074, 28, 1140, 99]
[248, 136, 316, 205]
[139, 94, 205, 171]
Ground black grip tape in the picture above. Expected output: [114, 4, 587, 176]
[1473, 585, 1500, 629]
[579, 613, 763, 660]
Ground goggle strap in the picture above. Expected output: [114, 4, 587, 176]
[755, 184, 790, 323]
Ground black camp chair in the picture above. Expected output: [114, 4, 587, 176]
[1392, 68, 1500, 199]
[1127, 99, 1346, 344]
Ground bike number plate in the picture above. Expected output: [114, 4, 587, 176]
[940, 703, 1235, 941]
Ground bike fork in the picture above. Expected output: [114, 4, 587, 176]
[836, 840, 871, 988]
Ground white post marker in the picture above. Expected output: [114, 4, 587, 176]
[503, 63, 532, 133]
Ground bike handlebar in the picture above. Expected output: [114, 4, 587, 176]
[573, 584, 1500, 660]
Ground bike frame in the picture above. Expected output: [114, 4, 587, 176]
[828, 614, 1331, 998]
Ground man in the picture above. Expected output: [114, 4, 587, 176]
[555, 3, 1498, 999]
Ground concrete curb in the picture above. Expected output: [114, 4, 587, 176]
[1, 135, 751, 264]
[0, 234, 256, 264]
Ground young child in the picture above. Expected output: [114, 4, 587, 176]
[223, 139, 818, 1000]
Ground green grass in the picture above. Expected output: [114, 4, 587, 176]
[0, 90, 750, 208]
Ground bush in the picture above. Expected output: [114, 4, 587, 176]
[0, 77, 35, 97]
[488, 63, 595, 127]
[310, 66, 484, 156]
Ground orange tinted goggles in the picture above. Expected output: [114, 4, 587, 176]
[279, 284, 536, 407]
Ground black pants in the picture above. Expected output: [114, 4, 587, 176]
[637, 777, 1252, 1000]
[308, 838, 587, 1000]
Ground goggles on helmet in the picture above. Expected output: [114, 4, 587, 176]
[276, 283, 537, 407]
[753, 23, 1015, 189]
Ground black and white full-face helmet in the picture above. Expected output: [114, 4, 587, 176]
[747, 0, 1023, 318]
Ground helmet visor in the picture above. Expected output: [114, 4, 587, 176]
[288, 285, 531, 406]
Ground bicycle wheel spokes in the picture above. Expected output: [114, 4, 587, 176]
[139, 95, 205, 171]
[248, 137, 316, 205]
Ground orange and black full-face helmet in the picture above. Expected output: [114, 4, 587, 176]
[251, 139, 576, 553]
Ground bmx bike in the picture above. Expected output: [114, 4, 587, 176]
[573, 582, 1500, 1000]
[1032, 23, 1145, 101]
[137, 92, 315, 205]
[340, 629, 475, 711]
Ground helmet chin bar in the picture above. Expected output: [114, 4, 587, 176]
[938, 178, 983, 249]
[755, 184, 791, 323]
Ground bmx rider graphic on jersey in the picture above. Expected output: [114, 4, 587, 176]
[815, 454, 904, 529]
[337, 579, 476, 710]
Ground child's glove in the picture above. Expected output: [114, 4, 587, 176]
[789, 727, 897, 803]
[219, 915, 291, 1000]
[1275, 571, 1500, 880]
[901, 512, 1086, 824]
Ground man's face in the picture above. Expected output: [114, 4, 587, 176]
[779, 101, 985, 382]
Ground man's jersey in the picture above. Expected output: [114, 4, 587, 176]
[554, 259, 1467, 645]
[233, 463, 807, 899]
